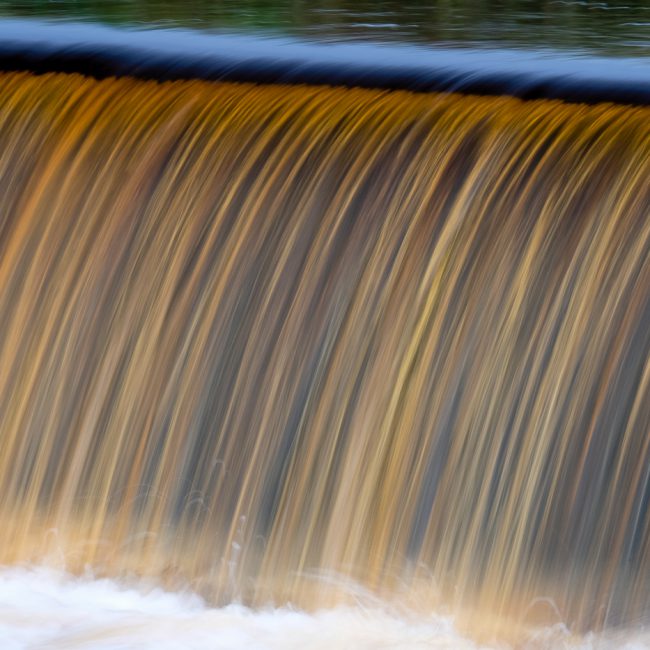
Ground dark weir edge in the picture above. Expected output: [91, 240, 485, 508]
[0, 19, 649, 105]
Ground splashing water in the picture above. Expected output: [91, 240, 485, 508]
[0, 567, 648, 649]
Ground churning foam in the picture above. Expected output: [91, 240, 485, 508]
[0, 567, 646, 650]
[0, 567, 480, 649]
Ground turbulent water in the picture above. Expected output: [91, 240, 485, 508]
[0, 568, 484, 650]
[0, 71, 647, 643]
[0, 568, 648, 649]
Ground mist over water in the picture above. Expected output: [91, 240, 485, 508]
[0, 71, 647, 645]
[0, 568, 480, 650]
[0, 568, 647, 649]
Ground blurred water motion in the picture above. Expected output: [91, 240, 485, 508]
[0, 72, 647, 642]
[2, 20, 649, 104]
[2, 567, 649, 649]
[0, 568, 485, 650]
[0, 0, 648, 55]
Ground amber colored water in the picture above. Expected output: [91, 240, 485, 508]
[0, 72, 647, 639]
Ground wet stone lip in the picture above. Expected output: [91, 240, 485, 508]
[0, 18, 649, 104]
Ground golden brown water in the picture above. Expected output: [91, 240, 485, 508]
[0, 71, 647, 638]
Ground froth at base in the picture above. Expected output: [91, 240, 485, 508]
[0, 567, 646, 650]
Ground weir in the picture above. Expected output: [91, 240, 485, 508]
[0, 20, 649, 104]
[0, 34, 647, 641]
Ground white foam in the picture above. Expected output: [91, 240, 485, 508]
[0, 567, 646, 649]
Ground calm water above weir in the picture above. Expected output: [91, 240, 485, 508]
[0, 0, 648, 55]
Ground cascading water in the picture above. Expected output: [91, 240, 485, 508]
[0, 69, 647, 644]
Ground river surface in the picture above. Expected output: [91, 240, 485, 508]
[0, 0, 647, 55]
